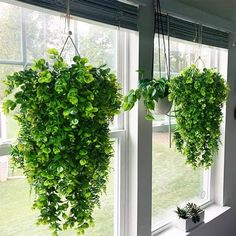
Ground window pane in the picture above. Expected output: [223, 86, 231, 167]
[0, 65, 23, 101]
[24, 9, 75, 63]
[0, 1, 124, 234]
[77, 21, 117, 72]
[0, 65, 21, 141]
[152, 125, 204, 225]
[151, 37, 224, 227]
[0, 3, 22, 60]
[24, 9, 46, 61]
[7, 155, 24, 177]
[84, 139, 117, 236]
[0, 140, 117, 235]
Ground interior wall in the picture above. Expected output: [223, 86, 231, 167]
[160, 0, 234, 32]
[224, 32, 236, 208]
[189, 208, 236, 236]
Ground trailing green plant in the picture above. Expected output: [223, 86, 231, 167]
[175, 202, 202, 223]
[3, 49, 122, 235]
[123, 75, 169, 120]
[169, 65, 229, 168]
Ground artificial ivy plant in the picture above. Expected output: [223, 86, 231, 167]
[169, 65, 229, 168]
[123, 76, 169, 120]
[3, 49, 122, 235]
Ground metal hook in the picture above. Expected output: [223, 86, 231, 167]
[60, 0, 80, 57]
[194, 56, 206, 68]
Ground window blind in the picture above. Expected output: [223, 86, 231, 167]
[16, 0, 229, 48]
[17, 0, 138, 31]
[156, 14, 229, 49]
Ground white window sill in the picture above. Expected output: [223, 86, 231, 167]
[153, 204, 230, 236]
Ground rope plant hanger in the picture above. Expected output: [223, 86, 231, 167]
[154, 0, 169, 80]
[123, 0, 172, 129]
[3, 0, 122, 235]
[193, 23, 206, 68]
[60, 0, 80, 56]
[154, 0, 173, 147]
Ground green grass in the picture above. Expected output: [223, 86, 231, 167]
[152, 131, 203, 225]
[0, 160, 114, 236]
[0, 132, 203, 235]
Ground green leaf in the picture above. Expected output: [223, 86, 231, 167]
[47, 48, 59, 56]
[84, 74, 94, 83]
[145, 113, 155, 120]
[80, 159, 87, 166]
[2, 100, 16, 114]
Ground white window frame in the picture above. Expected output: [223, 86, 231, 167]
[0, 2, 229, 236]
[151, 38, 228, 235]
[0, 3, 130, 236]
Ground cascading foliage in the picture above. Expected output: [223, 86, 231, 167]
[169, 65, 229, 168]
[3, 49, 122, 235]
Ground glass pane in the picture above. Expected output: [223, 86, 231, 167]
[24, 9, 45, 61]
[152, 36, 217, 227]
[0, 3, 22, 60]
[0, 65, 22, 101]
[76, 22, 118, 130]
[0, 65, 21, 141]
[24, 9, 75, 63]
[0, 155, 24, 177]
[0, 140, 116, 235]
[152, 123, 204, 226]
[84, 139, 116, 236]
[77, 21, 117, 72]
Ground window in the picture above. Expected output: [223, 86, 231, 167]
[152, 36, 228, 230]
[0, 2, 129, 236]
[0, 2, 229, 236]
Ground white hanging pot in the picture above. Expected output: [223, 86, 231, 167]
[154, 96, 172, 115]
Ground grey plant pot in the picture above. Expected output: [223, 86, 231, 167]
[175, 211, 205, 232]
[154, 96, 172, 115]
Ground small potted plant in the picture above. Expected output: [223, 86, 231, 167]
[175, 202, 204, 232]
[123, 75, 171, 120]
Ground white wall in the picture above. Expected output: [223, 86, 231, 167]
[224, 32, 236, 208]
[189, 208, 236, 236]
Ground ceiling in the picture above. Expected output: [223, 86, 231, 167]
[178, 0, 236, 22]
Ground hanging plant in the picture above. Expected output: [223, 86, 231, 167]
[3, 49, 122, 235]
[169, 65, 229, 168]
[123, 76, 170, 120]
[123, 0, 172, 121]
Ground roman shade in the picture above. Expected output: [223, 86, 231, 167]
[17, 0, 229, 48]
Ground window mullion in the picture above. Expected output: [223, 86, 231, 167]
[21, 8, 27, 68]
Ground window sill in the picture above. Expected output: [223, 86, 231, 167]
[153, 204, 230, 236]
